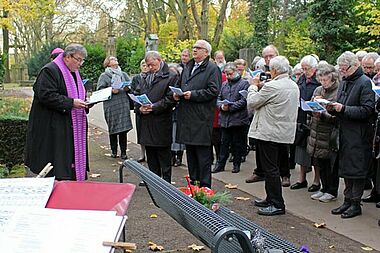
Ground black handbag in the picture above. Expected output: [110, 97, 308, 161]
[329, 126, 339, 152]
[294, 123, 310, 147]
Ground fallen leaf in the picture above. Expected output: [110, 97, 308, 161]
[313, 222, 326, 228]
[105, 153, 112, 157]
[188, 243, 205, 251]
[235, 196, 250, 201]
[361, 246, 373, 251]
[113, 169, 116, 172]
[290, 226, 295, 229]
[150, 214, 158, 218]
[118, 161, 123, 165]
[148, 241, 164, 251]
[111, 164, 117, 166]
[100, 145, 106, 149]
[125, 250, 133, 253]
[225, 183, 238, 189]
[329, 245, 335, 249]
[171, 181, 176, 185]
[89, 173, 101, 178]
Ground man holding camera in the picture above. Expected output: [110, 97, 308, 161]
[247, 56, 299, 216]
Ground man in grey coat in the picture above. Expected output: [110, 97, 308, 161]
[248, 56, 299, 216]
[174, 40, 222, 188]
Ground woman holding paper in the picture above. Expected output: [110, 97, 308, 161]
[97, 56, 132, 159]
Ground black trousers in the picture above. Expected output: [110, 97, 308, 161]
[186, 144, 212, 188]
[145, 146, 172, 183]
[316, 158, 339, 196]
[256, 139, 285, 209]
[109, 131, 127, 155]
[254, 142, 290, 178]
[218, 126, 246, 169]
[211, 127, 221, 164]
[343, 178, 366, 202]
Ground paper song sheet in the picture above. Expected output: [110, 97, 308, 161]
[87, 87, 112, 105]
[0, 208, 126, 253]
[0, 177, 54, 209]
[169, 86, 184, 96]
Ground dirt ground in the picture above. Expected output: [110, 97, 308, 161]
[87, 126, 379, 253]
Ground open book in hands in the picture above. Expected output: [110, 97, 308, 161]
[300, 99, 326, 112]
[128, 94, 152, 105]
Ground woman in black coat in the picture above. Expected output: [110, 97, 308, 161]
[327, 51, 375, 219]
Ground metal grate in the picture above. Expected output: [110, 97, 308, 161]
[122, 160, 300, 253]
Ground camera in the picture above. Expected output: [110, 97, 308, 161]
[259, 72, 271, 81]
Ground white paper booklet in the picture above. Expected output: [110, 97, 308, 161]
[169, 86, 184, 96]
[128, 93, 152, 105]
[87, 87, 112, 105]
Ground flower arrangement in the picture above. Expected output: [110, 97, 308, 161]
[179, 176, 232, 210]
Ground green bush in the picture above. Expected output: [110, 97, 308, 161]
[26, 42, 65, 79]
[0, 117, 28, 169]
[116, 34, 145, 75]
[80, 43, 106, 90]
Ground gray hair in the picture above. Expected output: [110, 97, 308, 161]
[255, 58, 266, 71]
[337, 51, 360, 66]
[64, 43, 87, 58]
[145, 51, 162, 61]
[196, 40, 212, 56]
[269, 56, 290, 74]
[375, 57, 380, 67]
[316, 63, 339, 84]
[356, 50, 367, 59]
[262, 45, 279, 57]
[223, 62, 237, 72]
[293, 63, 302, 72]
[181, 49, 190, 55]
[362, 52, 379, 63]
[301, 55, 318, 68]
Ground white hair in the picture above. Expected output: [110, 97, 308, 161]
[196, 40, 212, 56]
[64, 43, 87, 58]
[362, 52, 379, 63]
[375, 57, 380, 67]
[293, 63, 302, 72]
[145, 51, 162, 61]
[300, 55, 318, 68]
[255, 58, 266, 71]
[337, 51, 360, 66]
[269, 56, 290, 74]
[356, 50, 367, 59]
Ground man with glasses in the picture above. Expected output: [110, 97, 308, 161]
[174, 40, 222, 188]
[327, 51, 375, 219]
[25, 44, 90, 181]
[361, 52, 379, 79]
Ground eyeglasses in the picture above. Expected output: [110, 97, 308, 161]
[71, 55, 85, 64]
[225, 71, 235, 76]
[339, 65, 351, 72]
[193, 46, 207, 51]
[302, 66, 313, 72]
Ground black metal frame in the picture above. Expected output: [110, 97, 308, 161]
[120, 160, 301, 253]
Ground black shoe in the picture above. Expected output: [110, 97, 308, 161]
[341, 203, 362, 219]
[212, 166, 224, 173]
[120, 154, 128, 160]
[137, 157, 145, 163]
[254, 198, 270, 207]
[174, 159, 182, 167]
[228, 156, 234, 163]
[111, 153, 118, 158]
[376, 202, 380, 208]
[362, 194, 380, 203]
[232, 167, 240, 173]
[241, 156, 246, 163]
[138, 181, 146, 186]
[290, 181, 307, 190]
[331, 202, 351, 215]
[308, 184, 321, 192]
[257, 205, 285, 216]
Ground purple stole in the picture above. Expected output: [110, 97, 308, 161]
[53, 54, 87, 181]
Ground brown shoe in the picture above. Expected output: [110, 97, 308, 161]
[282, 176, 290, 187]
[245, 174, 264, 183]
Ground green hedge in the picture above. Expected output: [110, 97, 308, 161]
[0, 117, 28, 169]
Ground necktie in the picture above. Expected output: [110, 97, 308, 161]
[191, 63, 199, 75]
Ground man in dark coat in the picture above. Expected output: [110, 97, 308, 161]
[25, 44, 89, 180]
[327, 51, 375, 219]
[135, 51, 177, 183]
[174, 40, 222, 188]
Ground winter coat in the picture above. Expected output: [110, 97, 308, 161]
[175, 57, 222, 146]
[306, 82, 339, 159]
[25, 62, 89, 180]
[218, 77, 250, 128]
[297, 74, 321, 125]
[247, 73, 299, 144]
[333, 67, 375, 179]
[135, 62, 177, 147]
[97, 71, 133, 135]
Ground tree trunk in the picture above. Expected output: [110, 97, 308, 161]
[3, 11, 10, 83]
[212, 0, 230, 47]
[200, 0, 209, 40]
